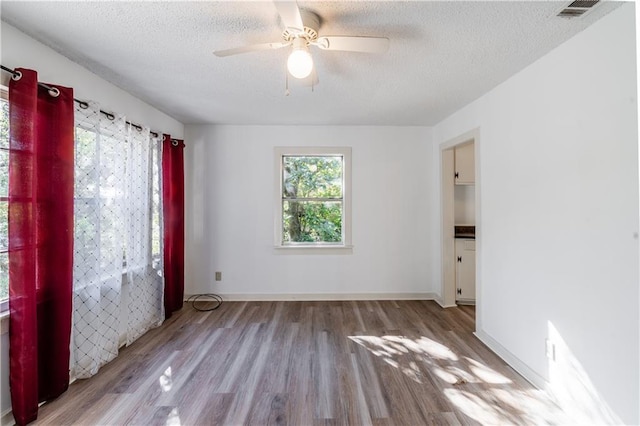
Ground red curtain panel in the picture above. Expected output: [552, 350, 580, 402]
[8, 69, 75, 425]
[162, 134, 184, 318]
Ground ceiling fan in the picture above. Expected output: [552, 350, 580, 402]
[213, 1, 390, 83]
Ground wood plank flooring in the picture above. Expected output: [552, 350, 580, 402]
[32, 301, 566, 425]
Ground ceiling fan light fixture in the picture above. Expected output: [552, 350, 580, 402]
[287, 38, 313, 79]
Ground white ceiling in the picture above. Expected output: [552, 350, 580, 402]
[1, 1, 622, 126]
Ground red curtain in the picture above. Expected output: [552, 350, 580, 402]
[8, 69, 75, 425]
[162, 134, 184, 318]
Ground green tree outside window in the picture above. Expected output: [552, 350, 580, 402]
[282, 155, 343, 244]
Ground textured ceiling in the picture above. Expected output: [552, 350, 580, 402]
[0, 1, 622, 126]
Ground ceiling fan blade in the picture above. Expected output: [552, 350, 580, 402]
[214, 41, 290, 57]
[314, 36, 390, 53]
[273, 1, 304, 32]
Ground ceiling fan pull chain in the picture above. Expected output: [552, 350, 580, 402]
[285, 67, 290, 96]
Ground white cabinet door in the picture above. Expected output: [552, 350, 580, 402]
[456, 239, 476, 303]
[454, 143, 475, 185]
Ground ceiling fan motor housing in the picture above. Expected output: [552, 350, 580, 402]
[282, 10, 320, 44]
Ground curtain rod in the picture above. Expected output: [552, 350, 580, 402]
[1, 65, 180, 141]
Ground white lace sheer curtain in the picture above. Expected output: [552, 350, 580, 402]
[124, 125, 164, 345]
[71, 102, 164, 379]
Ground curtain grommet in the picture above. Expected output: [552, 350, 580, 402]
[79, 101, 89, 110]
[11, 70, 22, 81]
[171, 140, 179, 147]
[48, 87, 60, 98]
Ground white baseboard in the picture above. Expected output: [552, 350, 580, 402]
[1, 409, 14, 426]
[434, 297, 457, 309]
[474, 329, 547, 389]
[186, 292, 437, 302]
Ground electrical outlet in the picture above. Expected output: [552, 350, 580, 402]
[215, 271, 222, 281]
[545, 338, 556, 361]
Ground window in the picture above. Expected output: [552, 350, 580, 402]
[0, 87, 8, 310]
[73, 114, 162, 278]
[275, 147, 352, 248]
[73, 121, 126, 281]
[150, 139, 162, 268]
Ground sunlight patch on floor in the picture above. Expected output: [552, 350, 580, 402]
[159, 366, 173, 392]
[401, 361, 422, 384]
[465, 357, 511, 384]
[443, 365, 476, 383]
[432, 366, 459, 384]
[349, 335, 458, 361]
[348, 332, 568, 424]
[383, 357, 399, 369]
[165, 407, 181, 426]
[488, 388, 564, 424]
[445, 388, 512, 424]
[445, 387, 566, 425]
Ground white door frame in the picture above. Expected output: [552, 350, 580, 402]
[439, 128, 481, 330]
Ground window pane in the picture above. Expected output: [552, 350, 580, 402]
[283, 200, 342, 243]
[75, 127, 98, 198]
[73, 200, 100, 270]
[0, 149, 7, 197]
[151, 140, 161, 259]
[0, 252, 7, 301]
[0, 98, 8, 150]
[283, 156, 342, 199]
[0, 201, 6, 252]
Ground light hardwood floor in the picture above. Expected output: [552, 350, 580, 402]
[33, 301, 565, 425]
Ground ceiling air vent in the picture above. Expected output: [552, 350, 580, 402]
[557, 0, 599, 18]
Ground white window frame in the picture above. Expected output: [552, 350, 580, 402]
[274, 146, 352, 252]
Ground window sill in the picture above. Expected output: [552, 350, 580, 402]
[274, 245, 353, 255]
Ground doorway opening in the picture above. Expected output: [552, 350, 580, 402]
[440, 129, 479, 328]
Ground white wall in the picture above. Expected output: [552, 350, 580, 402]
[433, 4, 638, 424]
[0, 23, 185, 418]
[184, 125, 434, 299]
